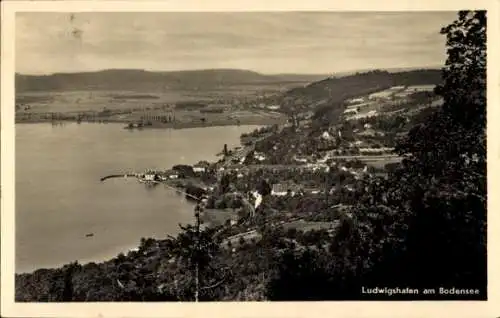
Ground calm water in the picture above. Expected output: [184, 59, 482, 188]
[16, 122, 260, 273]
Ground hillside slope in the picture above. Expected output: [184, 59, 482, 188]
[15, 69, 328, 93]
[274, 69, 442, 123]
[284, 69, 441, 103]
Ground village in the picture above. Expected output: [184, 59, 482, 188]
[11, 9, 487, 304]
[110, 82, 442, 245]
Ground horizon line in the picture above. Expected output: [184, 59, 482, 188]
[15, 65, 443, 77]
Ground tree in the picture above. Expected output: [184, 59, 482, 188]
[389, 10, 486, 293]
[266, 249, 333, 300]
[165, 222, 228, 301]
[257, 179, 272, 196]
[266, 10, 487, 300]
[220, 173, 231, 194]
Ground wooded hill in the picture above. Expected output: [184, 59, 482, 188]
[15, 69, 328, 93]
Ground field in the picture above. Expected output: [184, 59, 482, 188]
[16, 90, 210, 113]
[15, 88, 289, 128]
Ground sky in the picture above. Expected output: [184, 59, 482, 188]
[15, 11, 457, 75]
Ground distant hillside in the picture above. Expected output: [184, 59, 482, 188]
[15, 69, 328, 93]
[269, 73, 333, 83]
[270, 68, 442, 126]
[284, 69, 441, 102]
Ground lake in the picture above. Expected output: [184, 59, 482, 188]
[15, 122, 261, 273]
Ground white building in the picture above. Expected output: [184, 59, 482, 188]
[271, 184, 289, 196]
[321, 131, 332, 140]
[271, 183, 300, 197]
[343, 108, 358, 115]
[354, 140, 363, 146]
[345, 97, 364, 105]
[346, 110, 379, 121]
[193, 167, 206, 173]
[254, 153, 266, 162]
[267, 105, 281, 110]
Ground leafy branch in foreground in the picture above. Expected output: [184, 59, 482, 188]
[266, 10, 487, 300]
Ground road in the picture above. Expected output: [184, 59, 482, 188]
[223, 125, 401, 170]
[223, 155, 402, 171]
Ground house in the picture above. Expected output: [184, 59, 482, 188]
[271, 183, 301, 197]
[193, 166, 206, 173]
[193, 162, 209, 173]
[144, 173, 158, 181]
[271, 184, 288, 196]
[254, 152, 266, 162]
[321, 131, 332, 140]
[346, 110, 379, 121]
[345, 97, 365, 105]
[354, 140, 363, 146]
[267, 105, 281, 110]
[343, 108, 358, 115]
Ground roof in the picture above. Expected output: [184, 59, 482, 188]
[272, 183, 301, 193]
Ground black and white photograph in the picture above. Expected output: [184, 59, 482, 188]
[1, 0, 498, 316]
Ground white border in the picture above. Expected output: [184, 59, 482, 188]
[2, 1, 500, 317]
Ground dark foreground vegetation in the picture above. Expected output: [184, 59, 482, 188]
[15, 11, 486, 301]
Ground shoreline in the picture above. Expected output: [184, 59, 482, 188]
[15, 192, 202, 275]
[15, 123, 266, 275]
[15, 117, 284, 130]
[15, 198, 229, 275]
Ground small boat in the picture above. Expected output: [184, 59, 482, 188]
[85, 233, 94, 238]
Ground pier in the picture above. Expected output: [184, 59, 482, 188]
[100, 173, 138, 182]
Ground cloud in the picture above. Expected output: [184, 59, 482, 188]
[15, 11, 456, 74]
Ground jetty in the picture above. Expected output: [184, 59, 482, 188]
[100, 173, 137, 182]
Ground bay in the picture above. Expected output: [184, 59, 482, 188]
[15, 122, 260, 273]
